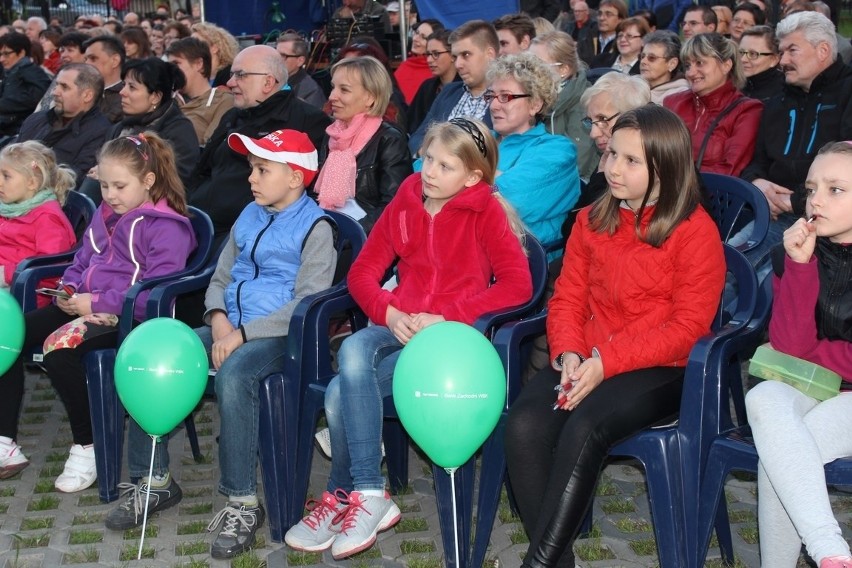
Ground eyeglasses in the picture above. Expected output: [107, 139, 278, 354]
[0, 50, 15, 57]
[617, 33, 642, 41]
[681, 19, 702, 27]
[639, 52, 666, 62]
[738, 49, 775, 60]
[582, 112, 620, 130]
[229, 70, 269, 80]
[572, 8, 588, 12]
[279, 52, 301, 59]
[425, 50, 449, 59]
[482, 91, 532, 104]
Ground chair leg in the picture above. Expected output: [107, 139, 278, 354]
[290, 388, 325, 527]
[471, 417, 506, 568]
[184, 415, 201, 463]
[433, 458, 474, 568]
[84, 350, 123, 503]
[383, 419, 409, 493]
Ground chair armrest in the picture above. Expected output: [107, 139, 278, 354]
[11, 262, 73, 313]
[473, 302, 541, 338]
[12, 246, 81, 281]
[144, 264, 217, 319]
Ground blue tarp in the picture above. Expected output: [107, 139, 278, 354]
[417, 0, 520, 28]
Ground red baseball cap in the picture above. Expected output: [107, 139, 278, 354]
[228, 129, 319, 186]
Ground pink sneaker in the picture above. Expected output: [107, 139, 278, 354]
[821, 556, 852, 568]
[285, 490, 348, 552]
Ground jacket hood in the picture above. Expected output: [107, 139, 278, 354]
[551, 71, 589, 115]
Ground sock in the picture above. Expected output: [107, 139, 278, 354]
[230, 494, 258, 507]
[359, 489, 385, 498]
[0, 436, 14, 446]
[143, 472, 170, 488]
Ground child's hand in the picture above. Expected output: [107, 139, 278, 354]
[66, 293, 93, 316]
[783, 217, 816, 264]
[386, 305, 417, 345]
[562, 357, 604, 411]
[212, 329, 244, 369]
[210, 311, 235, 342]
[410, 313, 445, 332]
[56, 295, 76, 315]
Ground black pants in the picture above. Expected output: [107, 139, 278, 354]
[0, 304, 118, 444]
[504, 365, 684, 568]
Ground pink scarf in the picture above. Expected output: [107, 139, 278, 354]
[315, 113, 383, 209]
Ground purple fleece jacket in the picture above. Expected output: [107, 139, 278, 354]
[61, 199, 196, 321]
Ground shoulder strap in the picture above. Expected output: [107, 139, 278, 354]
[696, 96, 748, 170]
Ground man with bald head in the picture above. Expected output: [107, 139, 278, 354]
[187, 45, 330, 246]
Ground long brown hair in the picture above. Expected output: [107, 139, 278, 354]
[98, 131, 188, 215]
[589, 105, 700, 247]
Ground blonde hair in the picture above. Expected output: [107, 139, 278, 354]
[0, 141, 75, 205]
[486, 52, 558, 118]
[681, 33, 745, 91]
[98, 131, 188, 215]
[330, 56, 392, 118]
[191, 22, 238, 69]
[420, 119, 527, 251]
[531, 30, 583, 76]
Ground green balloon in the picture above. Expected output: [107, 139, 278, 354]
[393, 321, 506, 469]
[114, 318, 208, 437]
[0, 289, 24, 375]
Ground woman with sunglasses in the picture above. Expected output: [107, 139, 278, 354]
[485, 52, 580, 258]
[664, 33, 763, 175]
[740, 25, 784, 102]
[640, 30, 689, 104]
[394, 19, 444, 105]
[407, 29, 459, 135]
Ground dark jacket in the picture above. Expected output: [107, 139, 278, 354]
[288, 68, 326, 109]
[18, 104, 112, 187]
[188, 89, 331, 241]
[743, 67, 785, 103]
[0, 58, 51, 136]
[741, 59, 852, 215]
[520, 0, 561, 19]
[560, 20, 599, 67]
[408, 82, 493, 155]
[406, 75, 461, 136]
[316, 121, 412, 234]
[100, 81, 124, 123]
[109, 100, 199, 188]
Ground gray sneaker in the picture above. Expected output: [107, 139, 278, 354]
[330, 491, 401, 559]
[284, 490, 347, 552]
[105, 478, 182, 530]
[208, 502, 265, 559]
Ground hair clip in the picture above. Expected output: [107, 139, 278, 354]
[126, 135, 149, 162]
[449, 118, 487, 158]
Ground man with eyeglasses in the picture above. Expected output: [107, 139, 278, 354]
[187, 45, 330, 247]
[572, 0, 625, 66]
[0, 32, 51, 137]
[409, 20, 498, 154]
[276, 32, 325, 109]
[680, 6, 717, 39]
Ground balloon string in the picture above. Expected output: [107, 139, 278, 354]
[445, 467, 459, 567]
[138, 435, 157, 560]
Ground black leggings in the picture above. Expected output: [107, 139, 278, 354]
[504, 365, 684, 568]
[0, 304, 118, 444]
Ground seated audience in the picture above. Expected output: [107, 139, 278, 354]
[598, 16, 649, 73]
[276, 32, 325, 109]
[121, 26, 152, 60]
[191, 22, 239, 88]
[0, 32, 51, 137]
[493, 13, 536, 55]
[740, 25, 784, 102]
[731, 3, 766, 43]
[681, 5, 717, 39]
[394, 19, 444, 105]
[407, 29, 460, 136]
[641, 30, 689, 104]
[83, 36, 126, 123]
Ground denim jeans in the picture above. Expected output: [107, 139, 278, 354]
[326, 325, 402, 493]
[127, 326, 288, 497]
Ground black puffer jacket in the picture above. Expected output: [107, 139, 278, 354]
[188, 89, 331, 241]
[772, 238, 852, 342]
[316, 121, 412, 234]
[0, 58, 51, 136]
[741, 60, 852, 215]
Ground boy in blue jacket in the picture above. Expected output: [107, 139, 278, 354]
[105, 129, 337, 560]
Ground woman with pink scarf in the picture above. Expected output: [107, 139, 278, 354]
[314, 56, 412, 233]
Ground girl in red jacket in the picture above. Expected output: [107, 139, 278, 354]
[505, 104, 726, 568]
[0, 141, 76, 297]
[285, 118, 533, 559]
[745, 141, 852, 568]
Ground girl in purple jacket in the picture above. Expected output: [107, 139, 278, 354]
[746, 141, 852, 568]
[0, 131, 196, 493]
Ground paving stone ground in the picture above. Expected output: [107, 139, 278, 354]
[2, 369, 851, 568]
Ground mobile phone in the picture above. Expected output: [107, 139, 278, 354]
[36, 287, 72, 300]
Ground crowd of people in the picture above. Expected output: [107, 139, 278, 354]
[0, 0, 849, 566]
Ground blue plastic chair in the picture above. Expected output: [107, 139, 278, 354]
[144, 210, 367, 542]
[472, 245, 759, 568]
[284, 235, 548, 566]
[81, 207, 215, 503]
[10, 191, 96, 312]
[701, 173, 770, 254]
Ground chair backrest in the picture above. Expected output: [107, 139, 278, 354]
[586, 67, 616, 84]
[185, 206, 215, 275]
[701, 173, 770, 253]
[63, 191, 97, 240]
[324, 210, 368, 286]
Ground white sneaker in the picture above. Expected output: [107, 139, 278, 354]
[285, 490, 347, 552]
[314, 427, 386, 460]
[330, 490, 401, 559]
[0, 436, 29, 479]
[54, 444, 97, 493]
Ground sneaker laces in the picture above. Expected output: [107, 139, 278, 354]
[207, 505, 255, 538]
[302, 489, 348, 530]
[115, 482, 145, 520]
[332, 492, 372, 535]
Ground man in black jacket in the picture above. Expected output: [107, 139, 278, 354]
[18, 63, 111, 187]
[740, 11, 852, 265]
[0, 32, 51, 137]
[187, 45, 331, 248]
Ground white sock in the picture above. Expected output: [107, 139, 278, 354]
[230, 494, 258, 507]
[143, 472, 170, 488]
[359, 489, 384, 498]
